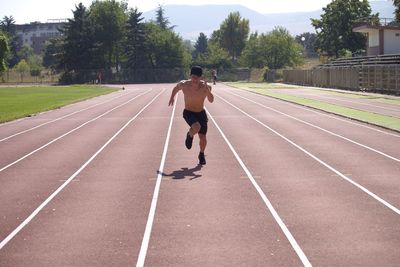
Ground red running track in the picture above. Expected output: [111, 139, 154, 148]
[0, 83, 399, 266]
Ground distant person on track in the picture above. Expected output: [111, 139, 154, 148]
[211, 67, 217, 85]
[168, 66, 214, 165]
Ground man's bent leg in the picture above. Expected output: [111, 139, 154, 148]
[186, 122, 201, 150]
[189, 122, 201, 137]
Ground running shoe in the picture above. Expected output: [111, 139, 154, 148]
[185, 132, 193, 149]
[198, 152, 206, 165]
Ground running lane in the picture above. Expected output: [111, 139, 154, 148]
[0, 88, 151, 168]
[204, 83, 400, 266]
[216, 85, 400, 208]
[142, 92, 305, 266]
[0, 85, 166, 265]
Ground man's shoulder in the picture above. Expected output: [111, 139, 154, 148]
[177, 80, 191, 88]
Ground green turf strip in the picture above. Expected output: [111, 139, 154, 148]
[226, 82, 400, 132]
[234, 82, 400, 105]
[304, 88, 400, 105]
[0, 85, 117, 123]
[238, 82, 400, 104]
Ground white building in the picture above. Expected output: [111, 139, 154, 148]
[353, 23, 400, 56]
[15, 20, 66, 54]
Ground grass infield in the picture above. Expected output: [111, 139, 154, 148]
[0, 85, 117, 124]
[226, 82, 400, 132]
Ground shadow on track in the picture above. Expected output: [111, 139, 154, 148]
[158, 165, 203, 180]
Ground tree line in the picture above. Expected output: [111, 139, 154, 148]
[1, 0, 399, 83]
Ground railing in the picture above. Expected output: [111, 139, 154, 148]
[353, 17, 400, 27]
[318, 54, 400, 67]
[283, 65, 400, 95]
[379, 17, 399, 26]
[0, 67, 270, 84]
[0, 70, 60, 84]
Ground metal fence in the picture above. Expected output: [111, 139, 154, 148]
[0, 68, 187, 84]
[0, 70, 61, 84]
[283, 65, 400, 95]
[1, 68, 269, 84]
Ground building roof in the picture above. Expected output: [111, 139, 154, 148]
[353, 23, 400, 33]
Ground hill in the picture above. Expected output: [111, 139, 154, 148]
[142, 1, 396, 40]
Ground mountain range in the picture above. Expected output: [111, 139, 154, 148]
[142, 1, 396, 40]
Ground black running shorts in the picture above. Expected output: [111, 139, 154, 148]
[183, 109, 208, 135]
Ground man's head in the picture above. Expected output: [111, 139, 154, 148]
[190, 66, 203, 83]
[190, 66, 203, 77]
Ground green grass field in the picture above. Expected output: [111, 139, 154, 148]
[226, 82, 400, 132]
[0, 85, 118, 123]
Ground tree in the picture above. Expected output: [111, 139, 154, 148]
[183, 39, 194, 57]
[0, 31, 9, 72]
[0, 16, 22, 68]
[124, 7, 146, 69]
[43, 38, 63, 70]
[17, 45, 42, 76]
[204, 42, 231, 68]
[295, 32, 317, 57]
[394, 0, 400, 22]
[193, 32, 208, 58]
[14, 59, 29, 82]
[264, 27, 303, 69]
[200, 29, 231, 68]
[89, 0, 128, 72]
[311, 0, 378, 58]
[239, 32, 264, 68]
[192, 33, 208, 66]
[0, 16, 15, 33]
[60, 3, 95, 81]
[239, 27, 303, 69]
[155, 4, 173, 30]
[27, 53, 43, 76]
[143, 22, 190, 69]
[218, 12, 249, 61]
[209, 29, 222, 45]
[17, 45, 35, 62]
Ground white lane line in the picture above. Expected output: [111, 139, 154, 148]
[227, 87, 400, 138]
[0, 89, 152, 173]
[226, 91, 400, 163]
[215, 94, 400, 216]
[136, 93, 177, 267]
[0, 90, 139, 143]
[0, 89, 165, 250]
[206, 107, 312, 267]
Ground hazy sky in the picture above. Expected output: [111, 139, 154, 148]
[0, 0, 337, 24]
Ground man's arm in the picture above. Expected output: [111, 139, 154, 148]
[168, 83, 182, 106]
[206, 83, 214, 103]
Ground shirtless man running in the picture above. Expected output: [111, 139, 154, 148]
[168, 66, 214, 165]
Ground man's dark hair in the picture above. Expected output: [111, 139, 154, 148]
[190, 66, 203, 77]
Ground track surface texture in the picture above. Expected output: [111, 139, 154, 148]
[0, 83, 399, 266]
